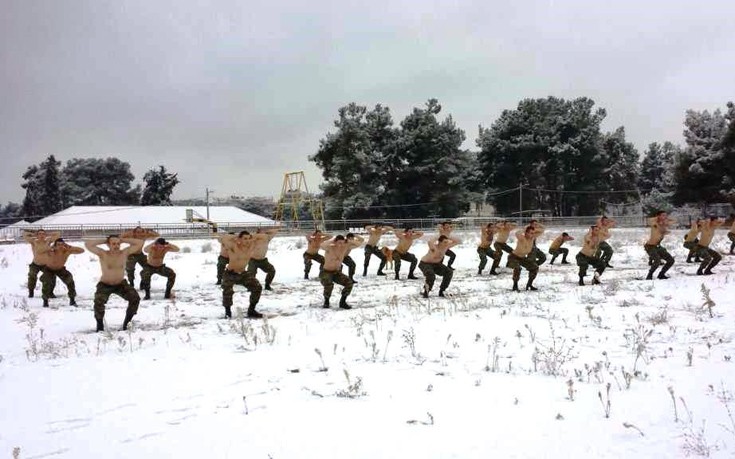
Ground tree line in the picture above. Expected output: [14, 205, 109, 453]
[0, 158, 179, 223]
[311, 97, 735, 219]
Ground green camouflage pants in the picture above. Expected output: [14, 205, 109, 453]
[342, 255, 356, 279]
[303, 252, 325, 278]
[644, 244, 674, 277]
[531, 244, 547, 266]
[216, 255, 229, 283]
[477, 246, 496, 272]
[28, 262, 47, 294]
[697, 246, 721, 273]
[319, 269, 353, 302]
[576, 252, 606, 277]
[126, 253, 148, 285]
[549, 247, 569, 263]
[247, 258, 276, 287]
[393, 251, 418, 279]
[594, 241, 613, 264]
[683, 239, 701, 260]
[444, 249, 457, 268]
[222, 270, 262, 309]
[363, 244, 387, 274]
[141, 264, 176, 295]
[508, 253, 538, 284]
[490, 242, 513, 272]
[41, 267, 76, 301]
[418, 261, 453, 292]
[93, 280, 140, 322]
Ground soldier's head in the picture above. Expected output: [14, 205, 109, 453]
[53, 238, 69, 250]
[486, 223, 494, 229]
[155, 238, 167, 246]
[440, 221, 452, 229]
[132, 226, 145, 237]
[524, 226, 535, 236]
[590, 225, 599, 234]
[35, 229, 47, 240]
[312, 229, 322, 236]
[345, 233, 355, 240]
[107, 234, 122, 250]
[238, 230, 251, 240]
[654, 211, 667, 220]
[438, 235, 449, 243]
[403, 226, 413, 234]
[334, 235, 346, 245]
[562, 232, 574, 241]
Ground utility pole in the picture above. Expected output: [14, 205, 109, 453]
[519, 183, 523, 226]
[205, 187, 212, 221]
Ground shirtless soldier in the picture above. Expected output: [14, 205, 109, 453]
[575, 226, 606, 286]
[121, 226, 160, 288]
[549, 232, 574, 265]
[303, 229, 331, 280]
[683, 219, 703, 263]
[695, 217, 725, 275]
[219, 231, 263, 319]
[341, 233, 364, 283]
[363, 224, 393, 276]
[247, 226, 281, 290]
[85, 235, 143, 332]
[23, 229, 60, 298]
[728, 214, 735, 255]
[594, 216, 616, 268]
[141, 238, 180, 300]
[39, 239, 84, 307]
[508, 226, 542, 291]
[320, 235, 364, 309]
[489, 221, 516, 275]
[216, 232, 235, 285]
[393, 227, 424, 280]
[419, 235, 461, 298]
[438, 221, 458, 269]
[527, 220, 547, 266]
[477, 223, 497, 275]
[644, 211, 675, 280]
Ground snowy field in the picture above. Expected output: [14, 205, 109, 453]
[1, 228, 735, 458]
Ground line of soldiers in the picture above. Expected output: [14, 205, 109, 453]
[21, 214, 735, 332]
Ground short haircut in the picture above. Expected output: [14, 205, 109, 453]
[238, 230, 250, 237]
[53, 238, 65, 245]
[313, 229, 322, 234]
[710, 216, 718, 221]
[438, 235, 448, 242]
[335, 235, 345, 241]
[404, 226, 413, 231]
[155, 238, 166, 245]
[654, 211, 666, 217]
[562, 232, 569, 237]
[346, 233, 355, 239]
[441, 221, 452, 225]
[107, 234, 120, 243]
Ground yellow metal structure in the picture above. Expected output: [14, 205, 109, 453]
[274, 171, 324, 228]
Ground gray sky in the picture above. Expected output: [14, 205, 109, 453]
[1, 0, 733, 204]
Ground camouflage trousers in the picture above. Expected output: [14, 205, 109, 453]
[222, 270, 262, 309]
[594, 241, 613, 265]
[697, 246, 722, 273]
[576, 252, 606, 278]
[126, 253, 148, 285]
[93, 280, 140, 322]
[644, 244, 674, 278]
[508, 253, 539, 284]
[319, 269, 353, 302]
[41, 267, 76, 301]
[490, 241, 513, 272]
[443, 249, 457, 268]
[531, 244, 547, 266]
[28, 262, 47, 294]
[303, 252, 325, 278]
[342, 255, 356, 279]
[729, 232, 735, 254]
[418, 261, 453, 293]
[141, 264, 176, 295]
[247, 258, 276, 288]
[549, 247, 569, 264]
[363, 244, 387, 274]
[393, 250, 418, 279]
[216, 255, 229, 283]
[477, 246, 496, 273]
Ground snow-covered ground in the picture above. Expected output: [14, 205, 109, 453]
[1, 228, 734, 458]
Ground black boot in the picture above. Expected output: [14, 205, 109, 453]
[339, 296, 351, 310]
[512, 281, 520, 292]
[561, 259, 570, 265]
[578, 276, 585, 286]
[377, 271, 386, 276]
[592, 272, 601, 285]
[526, 282, 538, 291]
[421, 285, 429, 298]
[49, 292, 57, 299]
[247, 307, 263, 319]
[264, 284, 273, 291]
[143, 290, 151, 300]
[362, 268, 368, 277]
[43, 299, 49, 308]
[489, 270, 499, 275]
[438, 290, 447, 297]
[407, 273, 418, 280]
[164, 289, 172, 299]
[696, 268, 704, 276]
[657, 273, 670, 279]
[122, 312, 135, 330]
[351, 278, 358, 284]
[96, 319, 104, 332]
[323, 299, 330, 309]
[69, 297, 77, 307]
[224, 305, 232, 319]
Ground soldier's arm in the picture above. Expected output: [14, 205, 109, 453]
[143, 242, 155, 254]
[120, 229, 135, 238]
[412, 231, 425, 239]
[145, 229, 161, 239]
[122, 238, 144, 255]
[166, 243, 181, 253]
[68, 246, 85, 255]
[320, 239, 335, 251]
[264, 226, 281, 236]
[364, 225, 376, 232]
[447, 236, 462, 249]
[47, 231, 62, 241]
[383, 226, 394, 233]
[22, 230, 36, 243]
[84, 239, 107, 256]
[350, 235, 365, 247]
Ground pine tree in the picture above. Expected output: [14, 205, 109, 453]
[20, 155, 63, 219]
[141, 166, 180, 205]
[62, 157, 138, 205]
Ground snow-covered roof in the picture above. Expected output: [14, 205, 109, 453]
[34, 206, 274, 225]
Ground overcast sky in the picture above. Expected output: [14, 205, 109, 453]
[1, 0, 733, 204]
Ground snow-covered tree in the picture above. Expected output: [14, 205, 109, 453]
[61, 157, 138, 205]
[140, 166, 179, 206]
[20, 155, 63, 219]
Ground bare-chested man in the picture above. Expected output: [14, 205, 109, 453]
[341, 233, 364, 283]
[575, 226, 606, 286]
[683, 219, 703, 263]
[216, 232, 235, 285]
[549, 232, 574, 265]
[490, 221, 516, 275]
[39, 238, 84, 307]
[141, 238, 180, 300]
[644, 211, 675, 280]
[477, 223, 497, 275]
[508, 225, 542, 291]
[219, 231, 263, 319]
[363, 224, 394, 276]
[728, 214, 735, 255]
[438, 221, 458, 269]
[303, 229, 331, 280]
[320, 234, 363, 309]
[121, 226, 160, 288]
[23, 229, 60, 298]
[246, 226, 281, 290]
[393, 227, 424, 280]
[419, 235, 461, 298]
[85, 235, 143, 332]
[527, 220, 547, 266]
[594, 216, 616, 268]
[695, 217, 725, 275]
